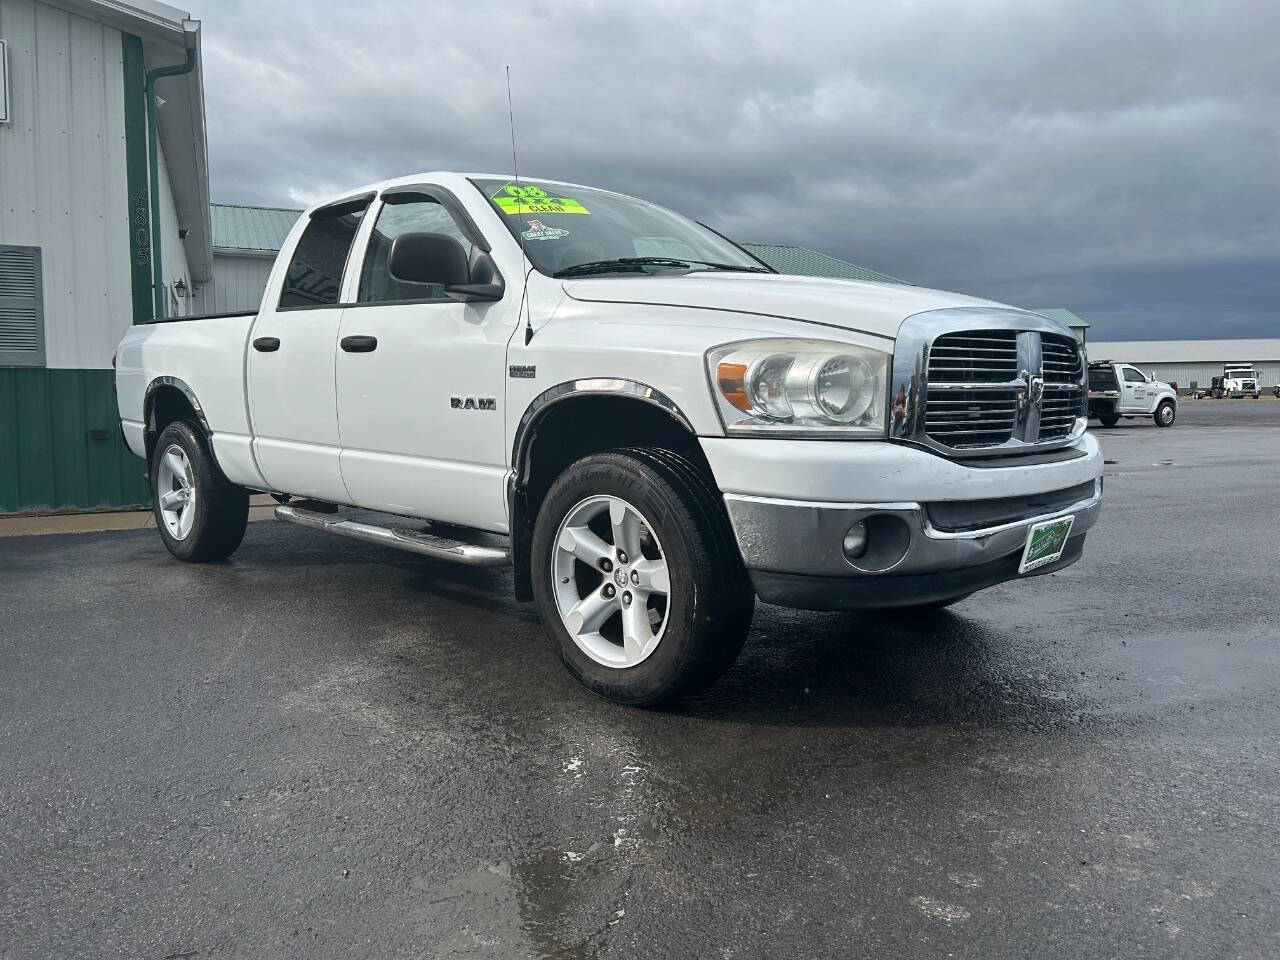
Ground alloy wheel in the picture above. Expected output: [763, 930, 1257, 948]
[552, 495, 671, 668]
[156, 444, 197, 540]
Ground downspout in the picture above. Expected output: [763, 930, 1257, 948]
[144, 40, 197, 319]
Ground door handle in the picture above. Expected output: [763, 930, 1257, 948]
[341, 335, 378, 353]
[253, 337, 280, 352]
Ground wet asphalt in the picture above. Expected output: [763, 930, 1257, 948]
[1, 400, 1278, 959]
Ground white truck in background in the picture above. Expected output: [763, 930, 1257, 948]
[1219, 363, 1261, 399]
[115, 171, 1104, 705]
[1088, 360, 1178, 427]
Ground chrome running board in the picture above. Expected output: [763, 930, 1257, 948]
[274, 505, 510, 567]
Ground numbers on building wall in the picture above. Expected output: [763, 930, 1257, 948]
[132, 188, 151, 267]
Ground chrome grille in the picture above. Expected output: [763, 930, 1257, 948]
[927, 330, 1018, 383]
[924, 390, 1018, 446]
[925, 330, 1019, 448]
[1041, 333, 1082, 381]
[897, 313, 1087, 453]
[1039, 386, 1084, 439]
[1038, 333, 1085, 440]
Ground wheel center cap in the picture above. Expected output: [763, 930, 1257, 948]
[613, 567, 629, 590]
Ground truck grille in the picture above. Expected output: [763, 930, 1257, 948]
[924, 330, 1019, 446]
[920, 328, 1084, 450]
[927, 330, 1018, 383]
[1039, 333, 1085, 440]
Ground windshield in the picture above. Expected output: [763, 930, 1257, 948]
[472, 178, 768, 278]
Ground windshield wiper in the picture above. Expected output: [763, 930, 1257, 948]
[553, 257, 771, 279]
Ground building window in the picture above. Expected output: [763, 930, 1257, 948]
[0, 245, 45, 367]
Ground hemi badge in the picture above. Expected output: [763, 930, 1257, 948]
[509, 364, 536, 379]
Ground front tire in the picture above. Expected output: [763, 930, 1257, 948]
[531, 449, 754, 706]
[151, 421, 249, 562]
[1154, 400, 1176, 427]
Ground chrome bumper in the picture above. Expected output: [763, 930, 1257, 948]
[723, 478, 1103, 609]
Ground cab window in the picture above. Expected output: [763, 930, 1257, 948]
[1122, 367, 1146, 383]
[279, 201, 369, 308]
[358, 197, 472, 304]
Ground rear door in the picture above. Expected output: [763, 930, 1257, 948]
[334, 187, 516, 530]
[247, 195, 373, 501]
[1119, 365, 1148, 412]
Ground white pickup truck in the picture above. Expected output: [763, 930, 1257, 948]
[1087, 360, 1178, 427]
[115, 172, 1104, 705]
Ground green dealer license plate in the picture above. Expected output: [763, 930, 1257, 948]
[1018, 515, 1075, 574]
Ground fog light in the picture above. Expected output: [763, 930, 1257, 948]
[842, 521, 868, 559]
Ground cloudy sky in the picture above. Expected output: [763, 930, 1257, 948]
[192, 0, 1277, 340]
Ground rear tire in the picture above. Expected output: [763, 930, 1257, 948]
[531, 448, 754, 706]
[1154, 400, 1176, 427]
[151, 420, 249, 562]
[1100, 414, 1120, 428]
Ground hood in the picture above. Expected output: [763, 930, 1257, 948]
[561, 272, 1026, 340]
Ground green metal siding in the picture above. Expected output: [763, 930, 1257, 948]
[0, 367, 149, 514]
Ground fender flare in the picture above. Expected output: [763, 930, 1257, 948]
[509, 377, 696, 486]
[143, 376, 211, 436]
[506, 377, 698, 602]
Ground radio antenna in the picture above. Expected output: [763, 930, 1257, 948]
[506, 66, 535, 345]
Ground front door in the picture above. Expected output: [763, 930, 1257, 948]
[335, 191, 515, 531]
[1119, 365, 1148, 412]
[247, 197, 371, 502]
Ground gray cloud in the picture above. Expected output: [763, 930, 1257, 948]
[194, 0, 1279, 339]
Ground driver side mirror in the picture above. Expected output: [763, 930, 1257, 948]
[388, 232, 504, 303]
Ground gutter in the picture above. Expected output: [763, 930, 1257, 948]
[144, 22, 198, 318]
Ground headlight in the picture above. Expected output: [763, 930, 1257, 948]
[707, 338, 890, 437]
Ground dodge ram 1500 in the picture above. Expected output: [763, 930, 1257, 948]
[116, 172, 1104, 705]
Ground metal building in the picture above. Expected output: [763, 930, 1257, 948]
[1087, 339, 1280, 392]
[0, 0, 209, 514]
[192, 203, 301, 314]
[1031, 307, 1090, 345]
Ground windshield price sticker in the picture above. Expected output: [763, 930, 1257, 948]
[493, 184, 590, 215]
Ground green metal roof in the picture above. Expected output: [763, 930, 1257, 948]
[211, 204, 302, 253]
[1032, 307, 1091, 329]
[741, 243, 907, 285]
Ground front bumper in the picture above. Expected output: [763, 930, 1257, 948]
[704, 434, 1104, 611]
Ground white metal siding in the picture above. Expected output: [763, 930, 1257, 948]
[193, 251, 273, 314]
[1142, 362, 1280, 391]
[0, 0, 128, 369]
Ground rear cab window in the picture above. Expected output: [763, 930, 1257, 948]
[279, 197, 372, 308]
[1088, 365, 1118, 390]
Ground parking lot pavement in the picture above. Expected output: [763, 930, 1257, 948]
[2, 404, 1278, 960]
